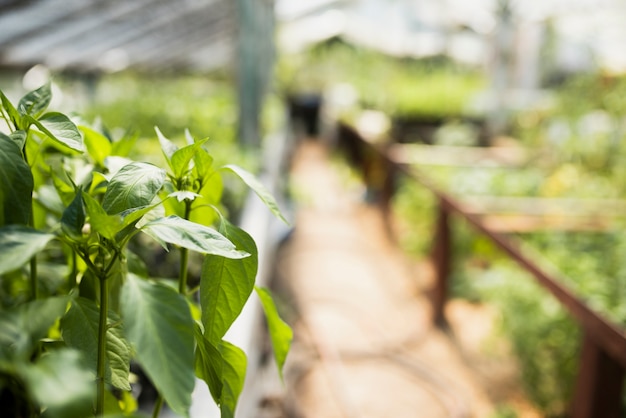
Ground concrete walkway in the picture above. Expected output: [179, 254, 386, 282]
[264, 139, 539, 418]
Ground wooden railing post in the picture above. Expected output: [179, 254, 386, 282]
[432, 199, 451, 325]
[570, 333, 625, 418]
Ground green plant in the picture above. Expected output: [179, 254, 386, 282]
[0, 81, 292, 418]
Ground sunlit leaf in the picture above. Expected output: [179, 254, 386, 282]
[218, 340, 247, 418]
[121, 274, 195, 417]
[28, 112, 84, 153]
[0, 88, 21, 129]
[60, 297, 131, 391]
[102, 162, 165, 215]
[0, 225, 54, 275]
[140, 216, 248, 259]
[255, 287, 292, 380]
[170, 138, 209, 179]
[155, 126, 178, 163]
[82, 192, 122, 240]
[200, 220, 257, 342]
[81, 125, 112, 167]
[221, 165, 288, 224]
[0, 135, 33, 225]
[18, 81, 51, 118]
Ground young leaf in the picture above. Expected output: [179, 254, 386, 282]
[82, 192, 123, 240]
[194, 324, 223, 404]
[255, 287, 293, 380]
[0, 296, 68, 360]
[120, 274, 195, 417]
[170, 138, 209, 180]
[17, 81, 51, 118]
[0, 88, 21, 129]
[0, 135, 33, 225]
[218, 340, 247, 418]
[140, 216, 249, 259]
[18, 349, 94, 418]
[155, 126, 178, 163]
[81, 125, 112, 167]
[102, 162, 166, 215]
[60, 297, 131, 391]
[221, 164, 288, 224]
[9, 130, 27, 149]
[28, 112, 84, 153]
[193, 147, 214, 186]
[61, 190, 86, 239]
[200, 220, 257, 343]
[0, 225, 55, 275]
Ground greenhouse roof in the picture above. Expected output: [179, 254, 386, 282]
[0, 0, 236, 74]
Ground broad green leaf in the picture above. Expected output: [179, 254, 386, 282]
[60, 297, 131, 391]
[0, 88, 21, 129]
[0, 296, 68, 360]
[102, 162, 165, 215]
[81, 125, 112, 167]
[140, 216, 248, 259]
[156, 126, 178, 163]
[194, 324, 223, 404]
[200, 220, 257, 342]
[82, 192, 122, 240]
[221, 165, 288, 224]
[218, 340, 247, 418]
[121, 274, 195, 417]
[28, 112, 84, 153]
[18, 81, 51, 118]
[0, 225, 54, 275]
[9, 130, 27, 149]
[193, 148, 215, 186]
[89, 171, 109, 195]
[111, 130, 139, 157]
[170, 138, 209, 180]
[0, 135, 33, 225]
[61, 190, 86, 239]
[255, 287, 292, 380]
[19, 349, 94, 418]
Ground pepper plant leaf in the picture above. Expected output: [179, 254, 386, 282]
[170, 138, 209, 180]
[102, 162, 165, 215]
[82, 192, 122, 240]
[61, 189, 86, 239]
[0, 296, 68, 360]
[121, 274, 195, 417]
[27, 112, 84, 153]
[60, 297, 131, 391]
[156, 126, 178, 164]
[221, 164, 288, 224]
[0, 88, 21, 129]
[255, 287, 293, 380]
[9, 130, 27, 149]
[0, 225, 55, 275]
[0, 135, 33, 225]
[200, 219, 257, 342]
[194, 324, 223, 404]
[18, 349, 94, 418]
[218, 340, 247, 418]
[81, 125, 112, 167]
[17, 81, 51, 118]
[140, 215, 248, 259]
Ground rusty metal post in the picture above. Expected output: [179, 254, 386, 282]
[570, 333, 625, 418]
[432, 200, 451, 325]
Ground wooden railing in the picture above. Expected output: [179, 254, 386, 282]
[337, 122, 626, 418]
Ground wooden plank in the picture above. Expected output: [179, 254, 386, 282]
[389, 143, 527, 167]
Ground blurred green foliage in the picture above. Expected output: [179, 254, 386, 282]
[277, 40, 486, 119]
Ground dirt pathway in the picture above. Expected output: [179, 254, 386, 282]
[267, 139, 538, 418]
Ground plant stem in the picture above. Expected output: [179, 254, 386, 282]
[152, 395, 164, 418]
[95, 275, 108, 417]
[178, 201, 192, 295]
[68, 250, 77, 289]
